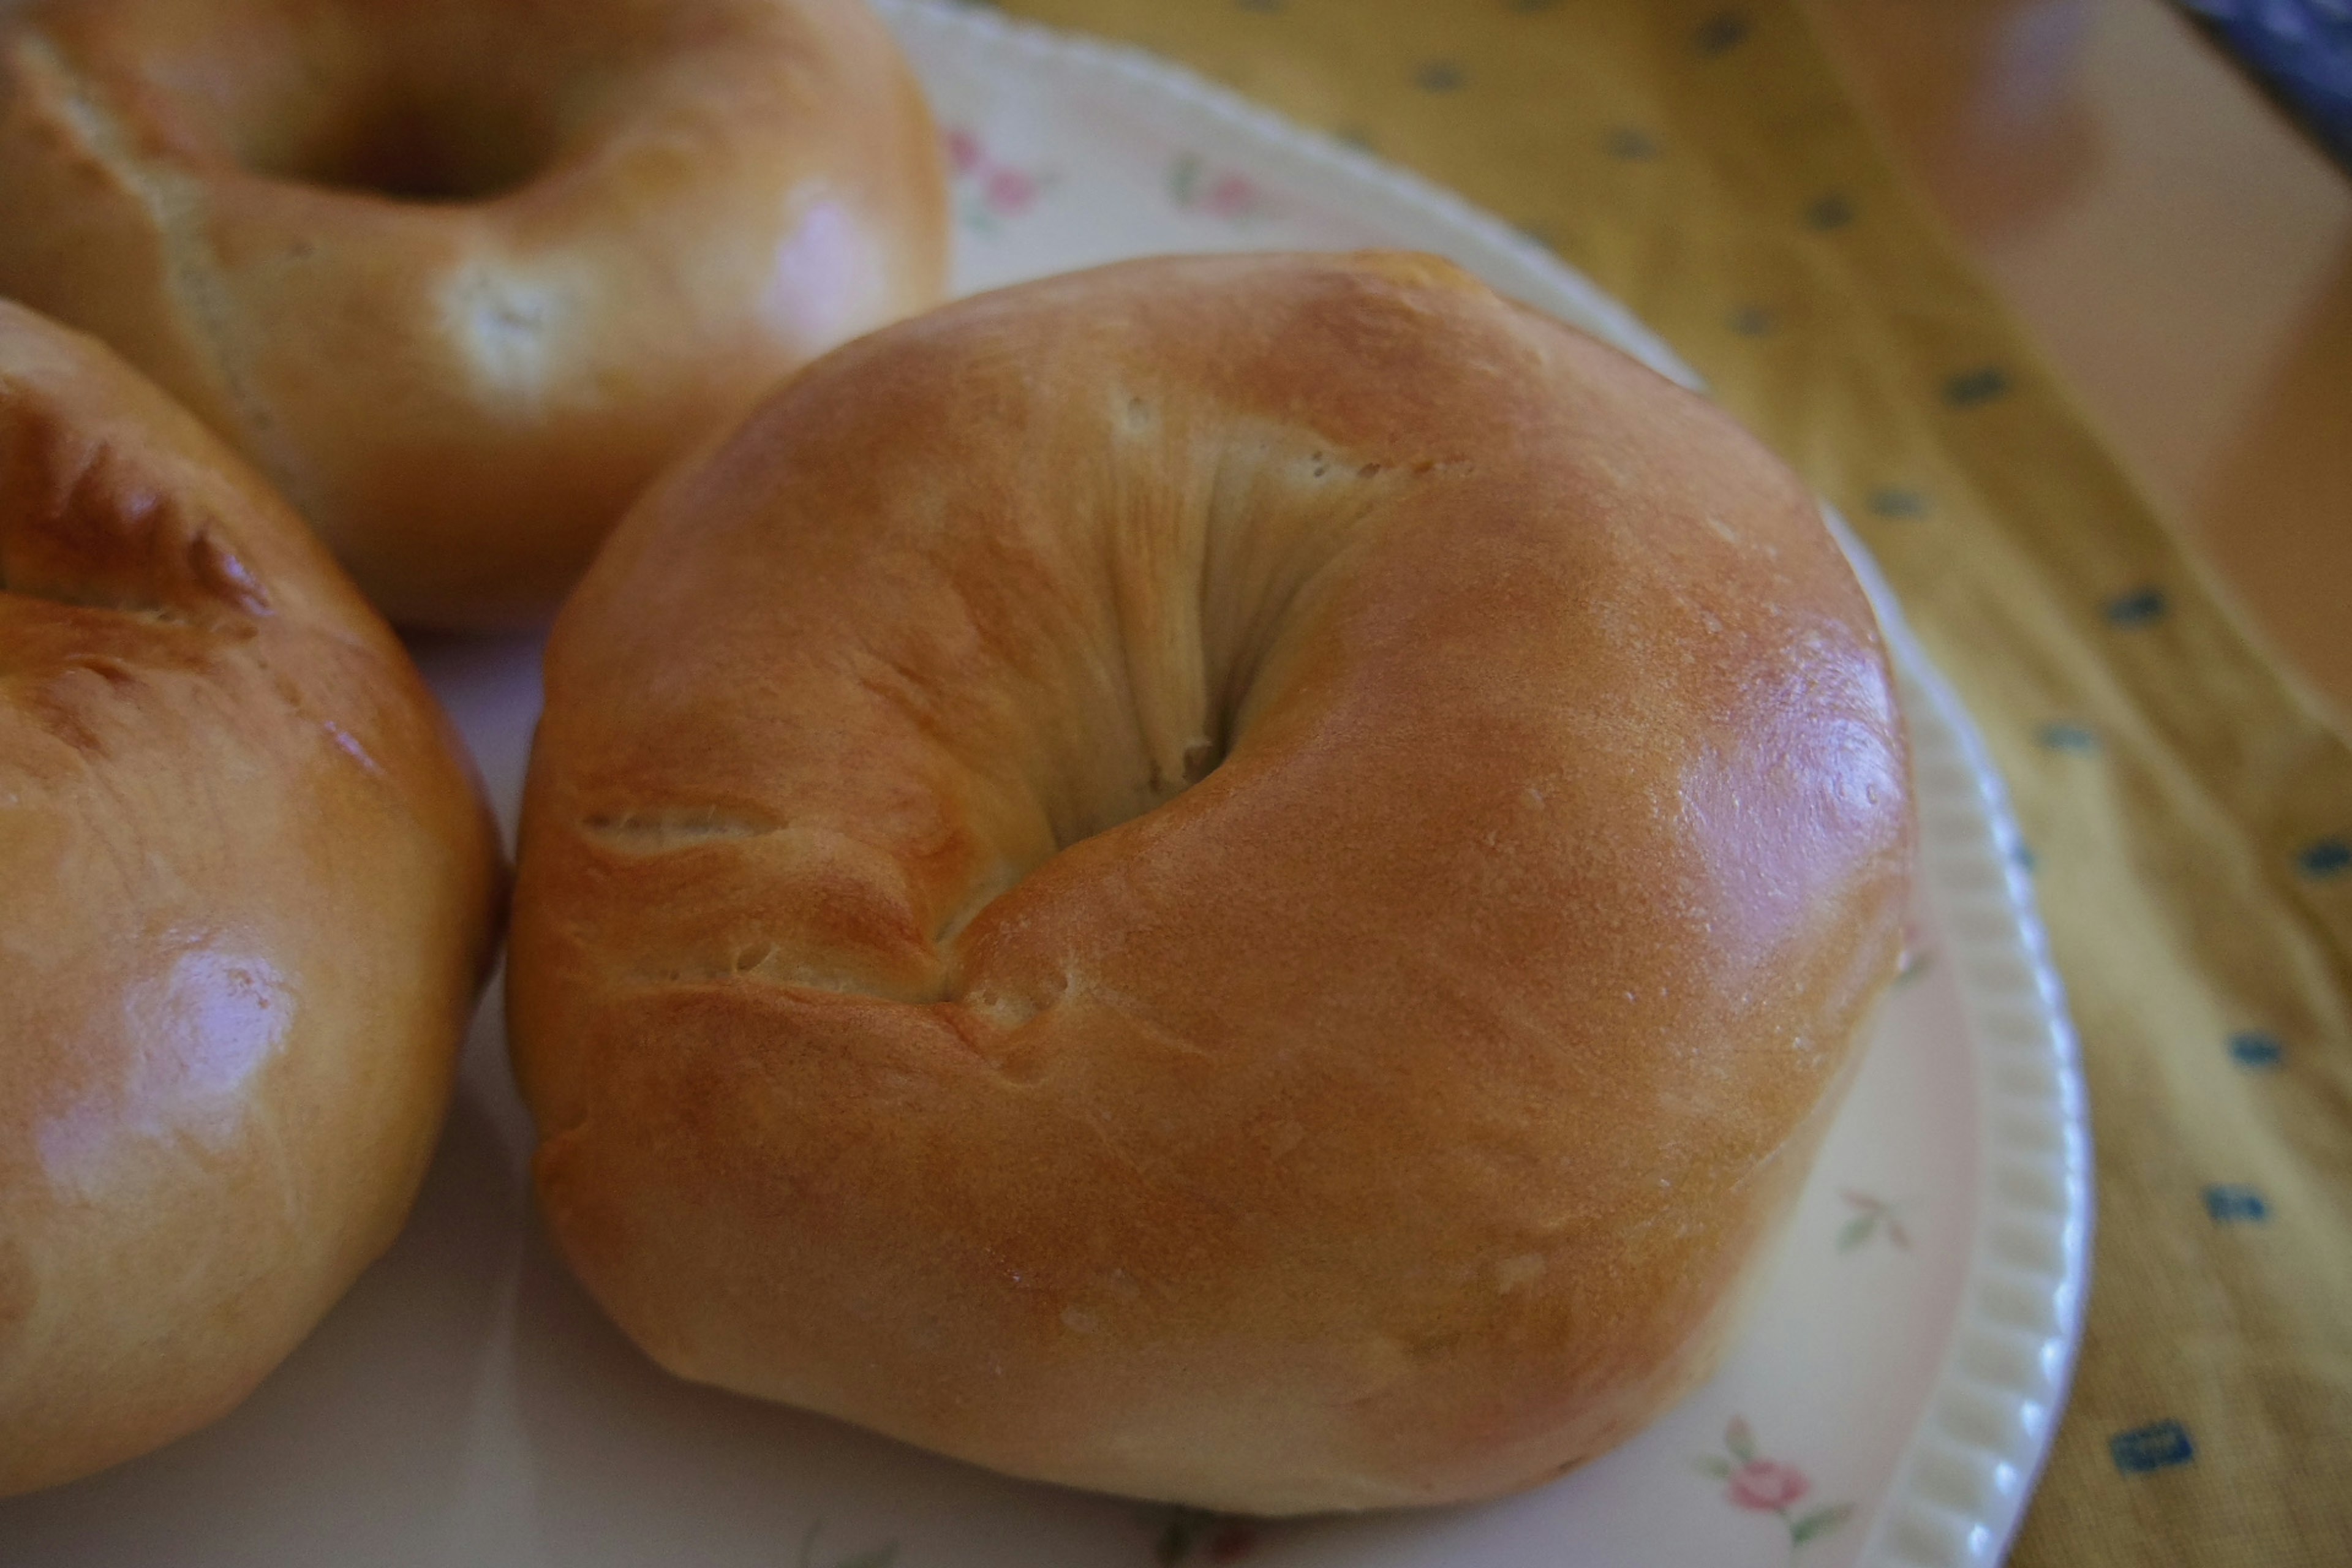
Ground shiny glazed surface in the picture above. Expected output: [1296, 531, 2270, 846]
[0, 303, 503, 1496]
[0, 0, 949, 627]
[509, 252, 1918, 1513]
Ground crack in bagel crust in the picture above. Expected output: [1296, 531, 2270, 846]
[6, 32, 319, 519]
[2, 367, 274, 625]
[508, 251, 1917, 1516]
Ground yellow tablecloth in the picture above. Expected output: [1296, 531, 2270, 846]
[993, 1, 2352, 1561]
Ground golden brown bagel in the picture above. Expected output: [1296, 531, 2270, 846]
[509, 252, 1915, 1514]
[0, 301, 502, 1496]
[0, 0, 947, 627]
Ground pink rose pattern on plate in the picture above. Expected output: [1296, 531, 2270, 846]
[946, 126, 1055, 234]
[1694, 1419, 1856, 1562]
[1142, 1507, 1262, 1564]
[1169, 153, 1275, 222]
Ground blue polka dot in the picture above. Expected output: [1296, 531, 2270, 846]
[1695, 12, 1752, 54]
[2228, 1031, 2284, 1068]
[2299, 837, 2351, 878]
[2203, 1185, 2269, 1223]
[2037, 722, 2098, 753]
[2110, 1420, 2195, 1474]
[1806, 192, 1855, 230]
[1943, 366, 2011, 407]
[2012, 843, 2038, 875]
[1868, 488, 1929, 519]
[2103, 587, 2169, 627]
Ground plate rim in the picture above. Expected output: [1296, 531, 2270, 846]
[875, 3, 2096, 1564]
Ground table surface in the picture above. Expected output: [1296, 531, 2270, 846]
[1806, 0, 2352, 728]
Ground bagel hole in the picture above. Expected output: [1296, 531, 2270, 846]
[239, 86, 559, 203]
[937, 733, 1225, 956]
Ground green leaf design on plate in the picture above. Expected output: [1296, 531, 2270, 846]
[1725, 1416, 1756, 1462]
[1837, 1212, 1877, 1252]
[1692, 1454, 1734, 1479]
[1791, 1502, 1855, 1544]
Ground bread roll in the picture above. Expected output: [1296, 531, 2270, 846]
[0, 0, 948, 627]
[0, 301, 503, 1496]
[509, 252, 1915, 1513]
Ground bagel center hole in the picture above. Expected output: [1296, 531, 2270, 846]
[933, 733, 1227, 953]
[238, 84, 559, 203]
[1134, 735, 1224, 818]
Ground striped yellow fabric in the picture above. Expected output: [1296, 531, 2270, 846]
[993, 1, 2352, 1559]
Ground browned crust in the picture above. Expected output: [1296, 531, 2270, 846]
[0, 0, 948, 626]
[0, 301, 504, 1496]
[510, 252, 1915, 1513]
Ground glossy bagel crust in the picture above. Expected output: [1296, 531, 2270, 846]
[0, 303, 503, 1496]
[509, 252, 1915, 1514]
[0, 0, 948, 627]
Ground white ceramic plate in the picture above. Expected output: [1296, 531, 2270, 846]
[0, 4, 2090, 1566]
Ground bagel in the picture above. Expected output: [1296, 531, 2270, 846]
[0, 301, 502, 1496]
[0, 0, 947, 627]
[508, 252, 1915, 1513]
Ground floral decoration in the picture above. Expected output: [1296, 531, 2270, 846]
[1169, 153, 1275, 222]
[1692, 1418, 1855, 1561]
[1145, 1506, 1261, 1564]
[946, 126, 1055, 235]
[1836, 1189, 1913, 1254]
